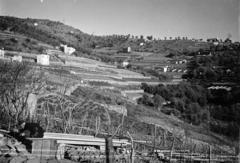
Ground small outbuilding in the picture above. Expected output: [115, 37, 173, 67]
[0, 49, 4, 58]
[60, 44, 76, 55]
[122, 60, 129, 67]
[12, 55, 22, 62]
[139, 42, 144, 46]
[163, 66, 168, 72]
[122, 46, 131, 53]
[37, 54, 50, 65]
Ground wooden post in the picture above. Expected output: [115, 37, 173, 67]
[8, 119, 11, 131]
[105, 136, 114, 163]
[170, 134, 175, 162]
[183, 137, 187, 163]
[209, 144, 211, 163]
[163, 130, 166, 147]
[190, 139, 193, 163]
[237, 127, 240, 163]
[127, 131, 135, 163]
[153, 124, 156, 154]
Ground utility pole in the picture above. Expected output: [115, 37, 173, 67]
[208, 105, 211, 163]
[190, 139, 193, 163]
[238, 126, 240, 163]
[153, 124, 157, 155]
[162, 130, 166, 147]
[170, 134, 175, 162]
[209, 144, 211, 163]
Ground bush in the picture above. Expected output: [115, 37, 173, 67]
[137, 94, 154, 107]
[10, 37, 18, 43]
[141, 82, 209, 125]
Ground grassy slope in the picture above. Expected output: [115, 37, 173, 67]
[0, 16, 92, 52]
[127, 103, 235, 146]
[121, 39, 210, 55]
[0, 31, 54, 53]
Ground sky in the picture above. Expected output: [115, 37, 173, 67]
[0, 0, 239, 41]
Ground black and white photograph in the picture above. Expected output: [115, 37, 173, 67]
[0, 0, 239, 162]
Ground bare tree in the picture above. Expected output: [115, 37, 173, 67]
[37, 87, 127, 163]
[0, 61, 45, 130]
[37, 89, 94, 133]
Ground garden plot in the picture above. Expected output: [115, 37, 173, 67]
[47, 54, 162, 88]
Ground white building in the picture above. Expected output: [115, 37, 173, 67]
[60, 44, 76, 55]
[213, 41, 219, 46]
[64, 46, 76, 55]
[122, 60, 129, 67]
[163, 66, 168, 72]
[12, 56, 22, 62]
[139, 42, 144, 46]
[127, 46, 131, 53]
[0, 49, 4, 58]
[37, 54, 49, 65]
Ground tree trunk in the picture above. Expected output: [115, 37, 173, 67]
[105, 136, 114, 163]
[27, 93, 37, 121]
[15, 113, 19, 129]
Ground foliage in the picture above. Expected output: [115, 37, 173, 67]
[137, 94, 154, 107]
[181, 44, 240, 138]
[139, 82, 210, 125]
[184, 44, 240, 84]
[153, 94, 164, 110]
[0, 37, 46, 53]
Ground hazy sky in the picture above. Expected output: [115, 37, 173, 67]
[0, 0, 239, 41]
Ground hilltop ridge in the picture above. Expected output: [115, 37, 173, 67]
[0, 16, 210, 56]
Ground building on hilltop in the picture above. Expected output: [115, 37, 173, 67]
[207, 38, 219, 45]
[224, 38, 232, 44]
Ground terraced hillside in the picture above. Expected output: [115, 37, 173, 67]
[2, 51, 234, 154]
[29, 62, 235, 156]
[0, 16, 236, 158]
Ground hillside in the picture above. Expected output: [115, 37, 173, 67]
[0, 16, 93, 54]
[0, 52, 236, 156]
[0, 16, 237, 157]
[0, 16, 210, 58]
[0, 31, 54, 53]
